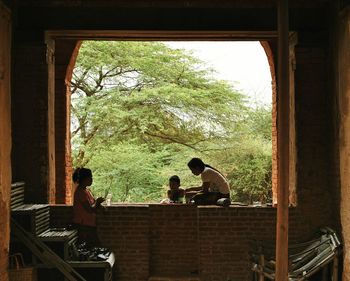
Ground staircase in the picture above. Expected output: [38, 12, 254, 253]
[10, 182, 115, 281]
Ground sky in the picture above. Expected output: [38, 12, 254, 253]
[165, 41, 272, 106]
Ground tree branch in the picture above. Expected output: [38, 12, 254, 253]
[143, 131, 201, 151]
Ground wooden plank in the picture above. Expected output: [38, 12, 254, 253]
[46, 37, 56, 204]
[11, 187, 25, 195]
[276, 0, 290, 281]
[11, 218, 86, 281]
[35, 217, 50, 232]
[38, 229, 77, 242]
[35, 214, 50, 224]
[45, 30, 278, 41]
[0, 3, 11, 278]
[10, 196, 25, 204]
[10, 202, 23, 209]
[12, 204, 46, 212]
[35, 210, 50, 220]
[11, 182, 25, 188]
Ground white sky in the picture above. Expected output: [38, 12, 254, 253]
[165, 41, 272, 106]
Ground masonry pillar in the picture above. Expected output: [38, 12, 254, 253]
[54, 39, 80, 204]
[12, 36, 53, 203]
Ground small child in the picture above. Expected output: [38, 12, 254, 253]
[167, 175, 185, 203]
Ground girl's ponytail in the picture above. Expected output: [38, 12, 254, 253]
[204, 164, 225, 177]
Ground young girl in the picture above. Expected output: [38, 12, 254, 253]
[72, 168, 104, 246]
[185, 158, 230, 205]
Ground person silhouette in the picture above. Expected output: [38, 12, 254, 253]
[72, 167, 105, 246]
[184, 158, 230, 205]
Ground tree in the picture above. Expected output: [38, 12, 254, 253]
[71, 41, 272, 203]
[87, 143, 166, 202]
[71, 41, 246, 165]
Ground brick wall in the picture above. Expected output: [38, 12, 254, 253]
[12, 32, 341, 281]
[43, 36, 343, 279]
[294, 41, 336, 228]
[98, 205, 150, 281]
[50, 205, 332, 281]
[149, 205, 198, 276]
[54, 39, 79, 204]
[12, 41, 50, 203]
[260, 41, 278, 205]
[5, 1, 346, 280]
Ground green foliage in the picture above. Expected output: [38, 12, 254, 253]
[88, 143, 166, 202]
[225, 138, 272, 204]
[245, 105, 272, 141]
[71, 41, 272, 204]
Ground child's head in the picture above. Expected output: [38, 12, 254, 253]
[72, 167, 93, 187]
[169, 175, 180, 190]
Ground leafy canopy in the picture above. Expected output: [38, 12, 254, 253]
[71, 41, 272, 204]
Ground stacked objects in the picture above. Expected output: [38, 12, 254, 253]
[10, 182, 25, 209]
[10, 182, 115, 281]
[38, 228, 78, 260]
[12, 204, 50, 236]
[10, 182, 78, 261]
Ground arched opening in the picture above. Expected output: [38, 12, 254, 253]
[49, 32, 296, 206]
[261, 38, 297, 207]
[54, 40, 82, 204]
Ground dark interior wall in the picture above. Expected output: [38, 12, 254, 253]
[294, 34, 335, 228]
[8, 1, 343, 279]
[12, 41, 50, 203]
[11, 0, 339, 221]
[11, 3, 331, 176]
[9, 0, 331, 32]
[14, 1, 337, 225]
